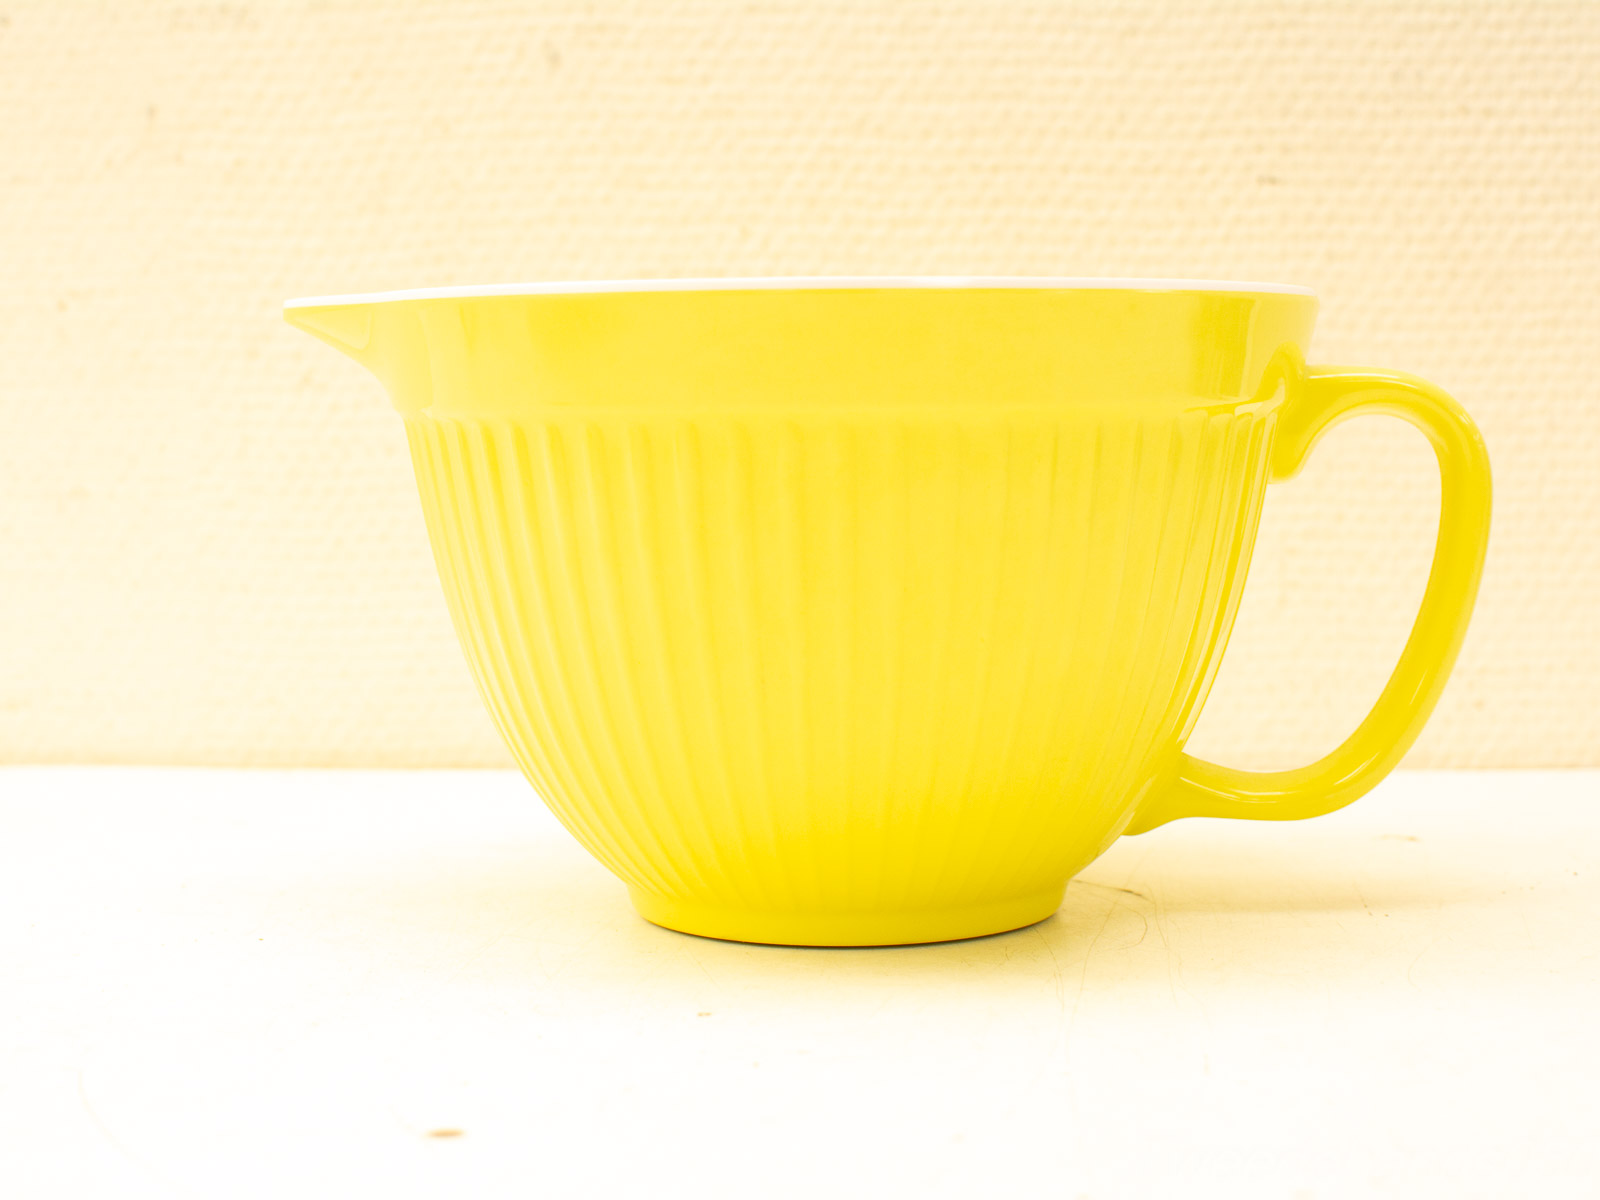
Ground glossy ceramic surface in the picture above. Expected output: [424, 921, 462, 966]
[285, 280, 1490, 945]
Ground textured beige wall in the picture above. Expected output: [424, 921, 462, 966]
[2, 1, 1597, 768]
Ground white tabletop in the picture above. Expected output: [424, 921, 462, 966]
[4, 767, 1596, 1198]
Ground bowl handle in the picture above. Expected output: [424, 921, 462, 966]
[1126, 366, 1492, 834]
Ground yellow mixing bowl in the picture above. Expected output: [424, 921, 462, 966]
[285, 279, 1490, 946]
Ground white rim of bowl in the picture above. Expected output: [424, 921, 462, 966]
[283, 276, 1316, 308]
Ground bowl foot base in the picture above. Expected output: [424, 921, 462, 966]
[628, 884, 1067, 947]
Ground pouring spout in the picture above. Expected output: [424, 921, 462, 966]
[283, 298, 434, 413]
[283, 301, 375, 361]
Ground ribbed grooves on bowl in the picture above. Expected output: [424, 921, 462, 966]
[406, 410, 1265, 914]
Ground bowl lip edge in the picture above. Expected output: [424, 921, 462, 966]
[284, 276, 1318, 309]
